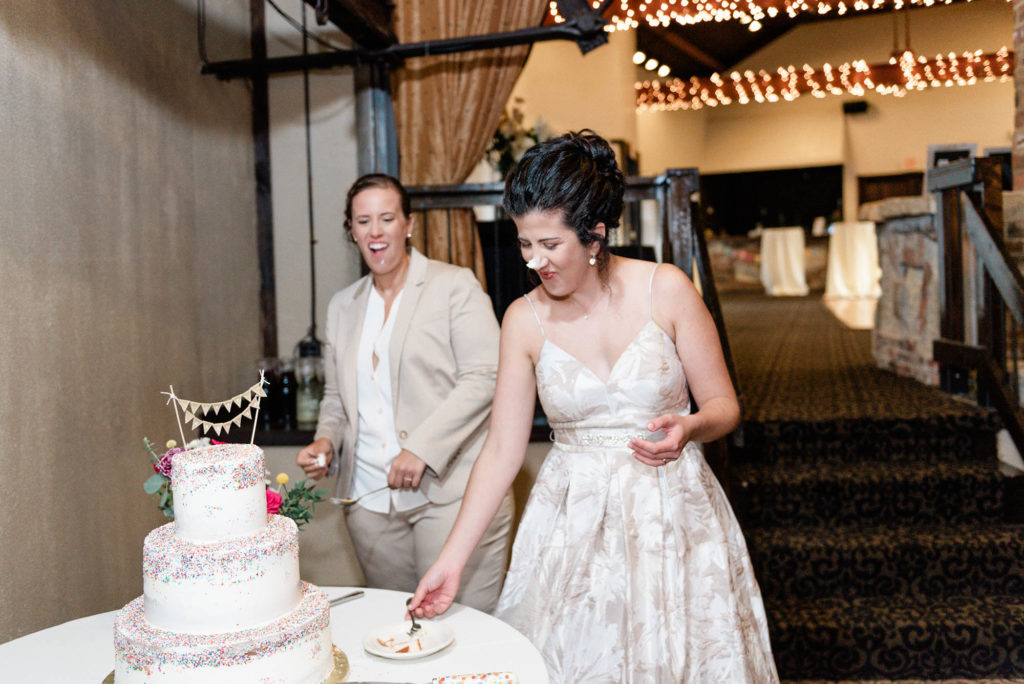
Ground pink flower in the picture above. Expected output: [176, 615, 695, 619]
[153, 447, 183, 477]
[211, 439, 226, 445]
[266, 489, 282, 515]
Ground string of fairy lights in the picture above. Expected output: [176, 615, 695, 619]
[635, 47, 1013, 109]
[548, 0, 984, 31]
[545, 0, 1013, 109]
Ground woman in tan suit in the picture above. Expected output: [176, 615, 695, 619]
[297, 174, 512, 613]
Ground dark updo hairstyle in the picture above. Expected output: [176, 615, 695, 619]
[502, 129, 624, 274]
[343, 173, 411, 243]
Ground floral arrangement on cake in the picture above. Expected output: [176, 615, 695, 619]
[486, 98, 550, 179]
[143, 438, 326, 529]
[268, 472, 326, 529]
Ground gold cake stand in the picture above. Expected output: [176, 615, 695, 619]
[103, 645, 349, 683]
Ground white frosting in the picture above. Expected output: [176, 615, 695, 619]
[114, 635, 332, 684]
[142, 516, 302, 634]
[171, 444, 267, 542]
[115, 584, 332, 684]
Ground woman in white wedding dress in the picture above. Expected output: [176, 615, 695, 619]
[410, 130, 778, 683]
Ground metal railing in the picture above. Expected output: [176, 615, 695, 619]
[930, 155, 1024, 454]
[406, 169, 738, 491]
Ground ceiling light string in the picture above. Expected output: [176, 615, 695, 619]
[550, 0, 999, 32]
[635, 46, 1012, 109]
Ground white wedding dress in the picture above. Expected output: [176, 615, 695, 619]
[495, 270, 779, 683]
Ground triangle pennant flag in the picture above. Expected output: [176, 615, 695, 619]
[184, 411, 195, 424]
[241, 407, 252, 421]
[232, 394, 243, 409]
[251, 397, 261, 410]
[213, 422, 224, 436]
[231, 414, 243, 429]
[191, 416, 204, 431]
[254, 383, 267, 398]
[201, 402, 215, 415]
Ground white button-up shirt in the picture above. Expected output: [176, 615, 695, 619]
[352, 286, 428, 513]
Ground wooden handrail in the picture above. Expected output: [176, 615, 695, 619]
[933, 339, 1024, 451]
[930, 155, 1024, 456]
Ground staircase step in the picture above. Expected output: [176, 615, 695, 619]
[736, 460, 1005, 528]
[768, 595, 1024, 680]
[742, 411, 999, 465]
[748, 524, 1024, 600]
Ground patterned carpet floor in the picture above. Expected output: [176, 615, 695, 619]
[719, 290, 1024, 682]
[720, 290, 989, 424]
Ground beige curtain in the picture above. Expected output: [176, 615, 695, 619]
[393, 1, 549, 284]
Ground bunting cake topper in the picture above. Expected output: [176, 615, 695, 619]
[161, 371, 268, 447]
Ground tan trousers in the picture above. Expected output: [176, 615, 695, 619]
[345, 492, 514, 614]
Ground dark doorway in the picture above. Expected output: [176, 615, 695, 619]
[699, 165, 843, 236]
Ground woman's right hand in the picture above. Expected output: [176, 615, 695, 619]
[296, 438, 334, 480]
[408, 559, 462, 619]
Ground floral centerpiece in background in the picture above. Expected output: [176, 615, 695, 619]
[486, 97, 550, 179]
[143, 437, 326, 529]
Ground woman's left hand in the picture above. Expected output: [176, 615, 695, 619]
[629, 414, 691, 467]
[388, 449, 428, 489]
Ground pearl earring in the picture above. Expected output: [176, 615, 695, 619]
[589, 256, 597, 266]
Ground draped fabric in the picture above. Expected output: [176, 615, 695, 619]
[392, 0, 549, 283]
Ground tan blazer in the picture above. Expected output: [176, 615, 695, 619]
[314, 249, 499, 505]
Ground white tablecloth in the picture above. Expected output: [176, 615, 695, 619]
[0, 586, 549, 683]
[824, 221, 882, 299]
[760, 227, 809, 296]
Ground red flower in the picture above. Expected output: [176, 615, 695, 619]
[266, 488, 283, 515]
[153, 447, 183, 477]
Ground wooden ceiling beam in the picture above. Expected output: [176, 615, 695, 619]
[304, 0, 396, 49]
[652, 28, 725, 73]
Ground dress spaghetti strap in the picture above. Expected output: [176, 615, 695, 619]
[647, 263, 660, 321]
[523, 294, 547, 339]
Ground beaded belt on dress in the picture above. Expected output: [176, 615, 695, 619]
[550, 426, 646, 448]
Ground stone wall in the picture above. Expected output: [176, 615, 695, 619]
[861, 197, 941, 386]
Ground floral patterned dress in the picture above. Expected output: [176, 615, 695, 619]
[494, 273, 778, 683]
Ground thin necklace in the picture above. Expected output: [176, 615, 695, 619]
[573, 287, 609, 320]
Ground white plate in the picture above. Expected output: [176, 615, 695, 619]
[362, 619, 455, 660]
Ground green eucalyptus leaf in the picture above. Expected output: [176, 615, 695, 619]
[143, 473, 166, 494]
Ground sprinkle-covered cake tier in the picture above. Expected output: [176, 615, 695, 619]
[114, 582, 331, 684]
[113, 443, 334, 683]
[171, 443, 268, 542]
[142, 514, 301, 633]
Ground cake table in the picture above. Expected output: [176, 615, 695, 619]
[0, 587, 549, 683]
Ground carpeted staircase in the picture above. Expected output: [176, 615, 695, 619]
[720, 292, 1024, 681]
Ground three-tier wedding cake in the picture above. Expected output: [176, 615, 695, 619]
[113, 443, 334, 683]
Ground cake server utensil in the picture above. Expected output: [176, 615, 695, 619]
[330, 485, 389, 506]
[328, 590, 364, 607]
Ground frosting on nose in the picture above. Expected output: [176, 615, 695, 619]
[525, 256, 548, 270]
